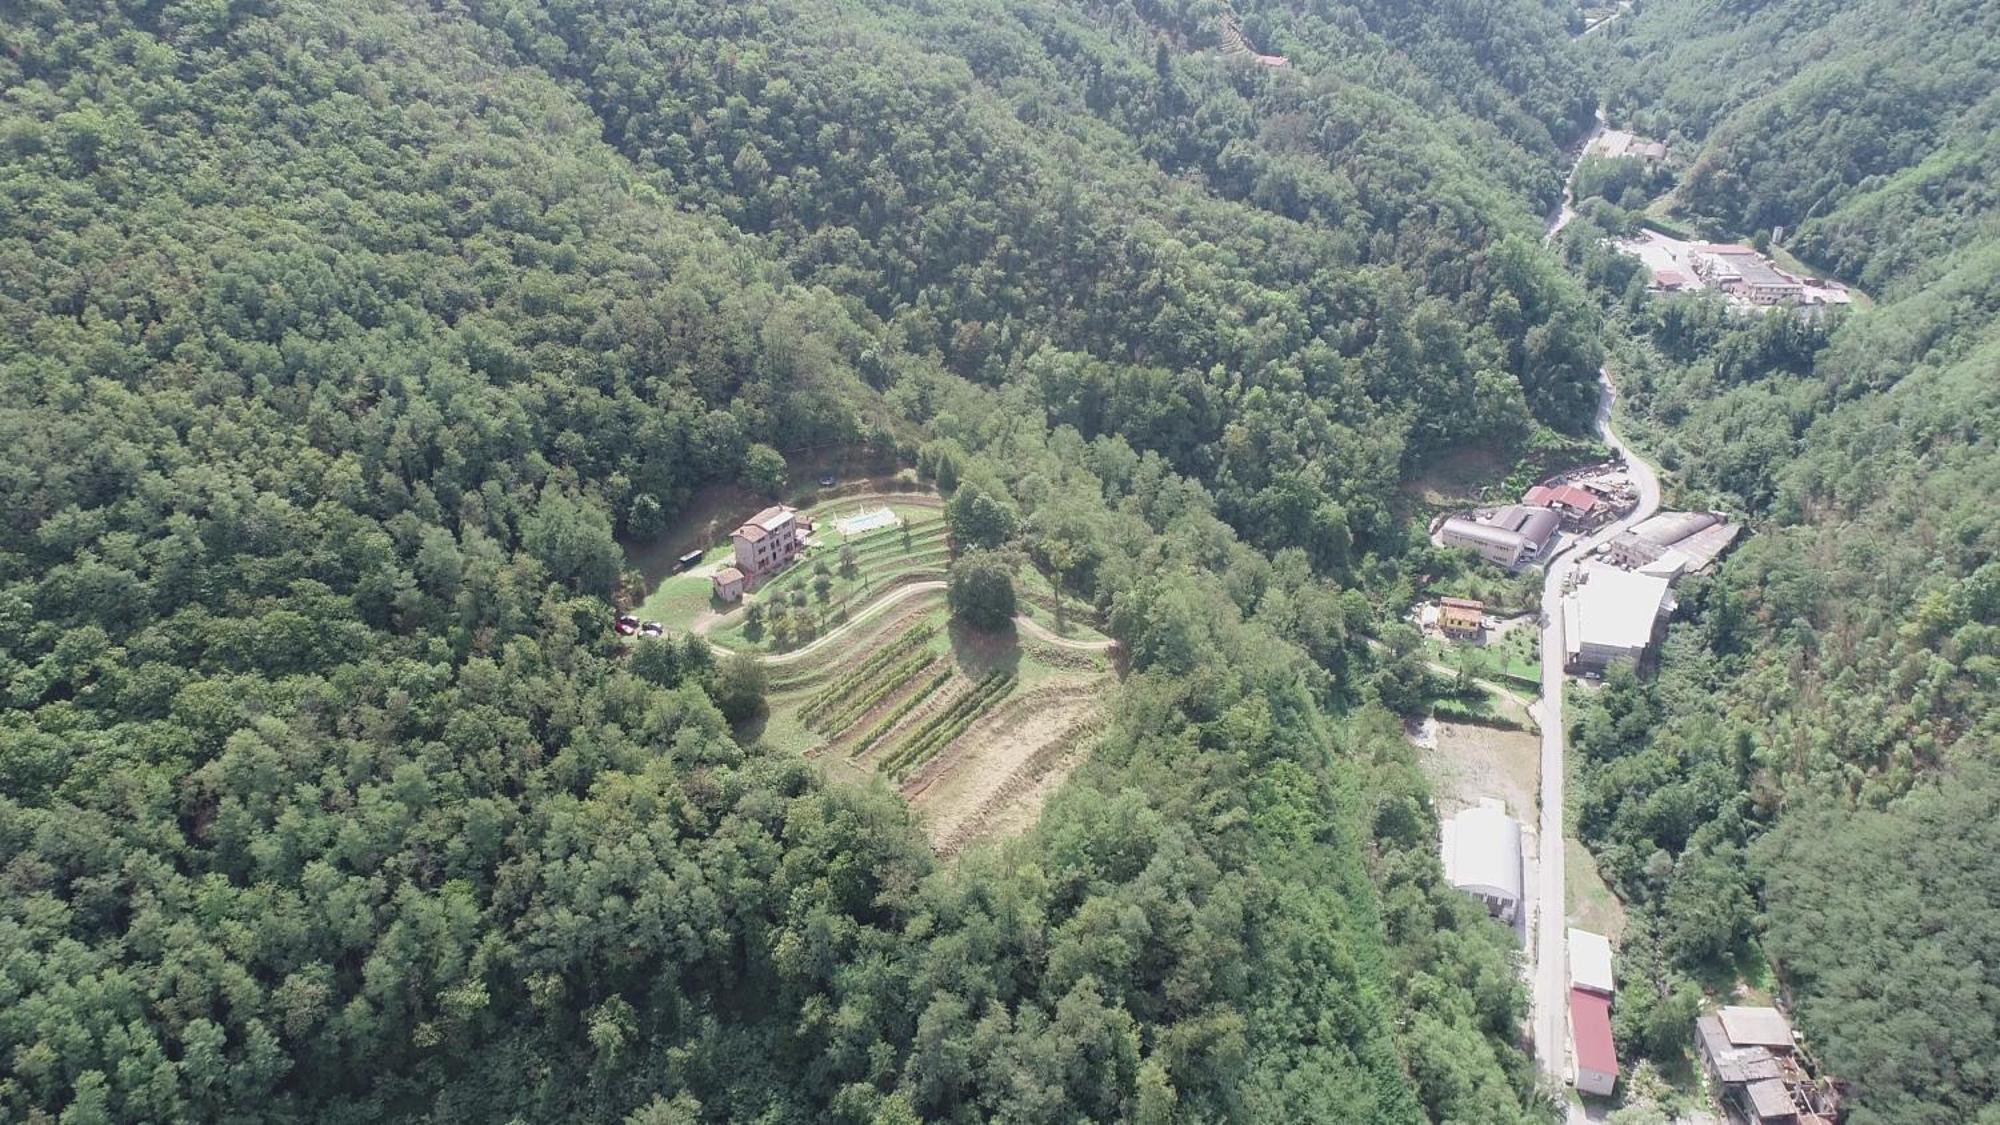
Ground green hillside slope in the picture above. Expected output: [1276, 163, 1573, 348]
[1558, 4, 2000, 1122]
[0, 0, 1602, 1121]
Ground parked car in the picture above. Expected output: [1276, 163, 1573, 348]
[639, 621, 664, 637]
[676, 550, 703, 570]
[615, 614, 640, 636]
[819, 474, 836, 487]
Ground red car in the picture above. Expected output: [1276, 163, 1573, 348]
[615, 614, 640, 636]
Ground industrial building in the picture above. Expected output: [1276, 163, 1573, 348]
[1439, 505, 1563, 570]
[1440, 798, 1523, 924]
[1689, 244, 1805, 305]
[1523, 482, 1603, 522]
[1562, 564, 1673, 671]
[1696, 1006, 1841, 1124]
[1603, 510, 1741, 578]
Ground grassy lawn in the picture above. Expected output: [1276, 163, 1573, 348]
[1565, 836, 1628, 940]
[1014, 566, 1111, 644]
[630, 498, 946, 639]
[1428, 627, 1540, 690]
[631, 540, 737, 627]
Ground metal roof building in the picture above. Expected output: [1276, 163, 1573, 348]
[1563, 564, 1673, 671]
[1441, 798, 1523, 923]
[1719, 1006, 1796, 1050]
[1568, 928, 1615, 995]
[1570, 987, 1619, 1096]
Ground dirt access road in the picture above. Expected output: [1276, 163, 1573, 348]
[703, 579, 1117, 667]
[1529, 370, 1662, 1090]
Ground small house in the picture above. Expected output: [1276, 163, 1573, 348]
[712, 566, 746, 603]
[1439, 597, 1485, 640]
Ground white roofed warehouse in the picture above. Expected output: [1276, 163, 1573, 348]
[1441, 798, 1524, 924]
[1563, 564, 1673, 672]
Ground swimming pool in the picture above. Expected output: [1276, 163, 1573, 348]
[835, 507, 901, 536]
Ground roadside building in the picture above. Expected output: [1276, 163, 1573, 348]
[711, 566, 746, 603]
[1440, 798, 1523, 924]
[1605, 510, 1741, 577]
[1438, 597, 1485, 640]
[731, 505, 805, 578]
[1689, 244, 1804, 305]
[1441, 517, 1532, 568]
[1440, 505, 1562, 570]
[1570, 987, 1619, 1096]
[1524, 482, 1602, 523]
[1562, 564, 1673, 671]
[1568, 928, 1615, 996]
[1696, 1007, 1840, 1124]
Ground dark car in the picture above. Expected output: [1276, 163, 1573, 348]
[818, 474, 836, 487]
[639, 621, 665, 637]
[615, 614, 640, 636]
[677, 550, 703, 570]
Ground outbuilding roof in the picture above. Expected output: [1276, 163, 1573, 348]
[1746, 1077, 1796, 1119]
[1569, 928, 1615, 995]
[1719, 1006, 1795, 1049]
[714, 566, 744, 584]
[1570, 988, 1618, 1077]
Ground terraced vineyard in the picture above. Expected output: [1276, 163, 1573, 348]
[760, 593, 1115, 853]
[633, 489, 1118, 853]
[878, 670, 1017, 780]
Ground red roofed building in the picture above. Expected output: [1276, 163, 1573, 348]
[1571, 987, 1619, 1096]
[1652, 267, 1692, 291]
[1524, 483, 1600, 519]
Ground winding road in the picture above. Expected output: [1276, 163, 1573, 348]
[1528, 371, 1662, 1087]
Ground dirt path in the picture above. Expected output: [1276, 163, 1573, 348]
[721, 579, 947, 664]
[1015, 614, 1118, 652]
[904, 679, 1110, 854]
[714, 578, 1116, 665]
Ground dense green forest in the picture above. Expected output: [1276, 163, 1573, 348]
[1557, 3, 2000, 1122]
[0, 0, 1606, 1121]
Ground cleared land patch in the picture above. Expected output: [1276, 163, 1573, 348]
[629, 488, 1117, 852]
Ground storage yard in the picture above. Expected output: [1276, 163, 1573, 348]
[1613, 229, 1854, 311]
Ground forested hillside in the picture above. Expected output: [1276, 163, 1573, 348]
[1559, 4, 2000, 1122]
[1, 0, 1599, 1121]
[1599, 0, 2000, 295]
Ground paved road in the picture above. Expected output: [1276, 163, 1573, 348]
[1546, 108, 1608, 244]
[1529, 370, 1662, 1086]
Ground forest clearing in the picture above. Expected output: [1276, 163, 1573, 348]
[632, 486, 1117, 854]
